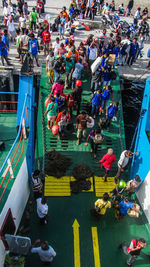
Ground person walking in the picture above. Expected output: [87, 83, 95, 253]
[56, 110, 71, 139]
[99, 148, 116, 182]
[28, 33, 40, 67]
[0, 36, 10, 66]
[85, 129, 105, 158]
[118, 238, 146, 267]
[127, 0, 134, 16]
[42, 26, 51, 56]
[30, 7, 38, 31]
[91, 89, 102, 118]
[76, 111, 91, 145]
[31, 240, 56, 266]
[106, 102, 118, 127]
[36, 197, 49, 225]
[44, 96, 58, 130]
[127, 38, 139, 66]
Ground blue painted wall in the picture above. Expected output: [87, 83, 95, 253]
[17, 75, 34, 127]
[130, 77, 150, 181]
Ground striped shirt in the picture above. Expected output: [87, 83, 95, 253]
[31, 176, 42, 192]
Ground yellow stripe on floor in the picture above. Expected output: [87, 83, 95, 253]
[94, 177, 116, 197]
[44, 175, 71, 196]
[71, 177, 94, 192]
[91, 227, 101, 267]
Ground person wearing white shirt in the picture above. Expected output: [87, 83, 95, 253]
[19, 13, 26, 34]
[36, 197, 48, 224]
[7, 17, 16, 41]
[88, 41, 98, 66]
[3, 3, 11, 25]
[114, 150, 137, 183]
[31, 240, 56, 265]
[53, 37, 60, 55]
[134, 7, 141, 26]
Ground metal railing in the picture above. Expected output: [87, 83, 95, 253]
[0, 93, 28, 202]
[0, 91, 18, 113]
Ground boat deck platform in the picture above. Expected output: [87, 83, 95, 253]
[25, 65, 150, 267]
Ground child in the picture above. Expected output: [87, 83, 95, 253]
[66, 93, 74, 117]
[55, 93, 65, 112]
[46, 51, 54, 83]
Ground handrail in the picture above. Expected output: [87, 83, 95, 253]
[0, 92, 19, 95]
[0, 93, 28, 176]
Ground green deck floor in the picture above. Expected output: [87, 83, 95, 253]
[0, 113, 27, 212]
[26, 65, 150, 267]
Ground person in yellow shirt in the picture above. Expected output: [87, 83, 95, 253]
[91, 192, 111, 220]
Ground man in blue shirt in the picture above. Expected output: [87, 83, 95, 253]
[72, 58, 83, 89]
[127, 38, 139, 66]
[101, 85, 113, 110]
[119, 198, 134, 215]
[91, 89, 102, 118]
[0, 36, 10, 66]
[28, 34, 40, 67]
[106, 102, 118, 127]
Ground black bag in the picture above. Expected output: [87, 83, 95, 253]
[98, 117, 109, 129]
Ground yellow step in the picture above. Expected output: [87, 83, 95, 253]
[44, 175, 71, 197]
[94, 177, 116, 197]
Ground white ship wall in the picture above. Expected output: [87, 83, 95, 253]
[137, 171, 150, 224]
[0, 157, 30, 267]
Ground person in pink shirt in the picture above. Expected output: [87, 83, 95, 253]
[51, 80, 64, 96]
[99, 148, 116, 182]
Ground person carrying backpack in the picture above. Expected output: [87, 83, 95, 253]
[85, 129, 105, 158]
[91, 192, 111, 220]
[118, 238, 146, 267]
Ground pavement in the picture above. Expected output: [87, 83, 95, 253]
[0, 0, 150, 80]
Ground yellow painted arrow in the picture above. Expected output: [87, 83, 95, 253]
[72, 219, 81, 267]
[91, 227, 101, 267]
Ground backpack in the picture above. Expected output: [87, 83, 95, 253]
[94, 134, 103, 144]
[98, 117, 109, 129]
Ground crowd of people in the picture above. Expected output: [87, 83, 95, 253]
[1, 0, 149, 266]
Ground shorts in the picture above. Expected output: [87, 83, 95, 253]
[103, 166, 110, 174]
[77, 128, 86, 139]
[47, 115, 56, 122]
[31, 54, 38, 60]
[48, 69, 54, 78]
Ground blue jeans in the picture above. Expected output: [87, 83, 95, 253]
[91, 104, 99, 115]
[136, 48, 143, 58]
[102, 99, 109, 110]
[54, 71, 61, 82]
[59, 24, 65, 36]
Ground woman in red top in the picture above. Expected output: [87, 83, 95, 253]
[99, 148, 116, 182]
[42, 26, 51, 55]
